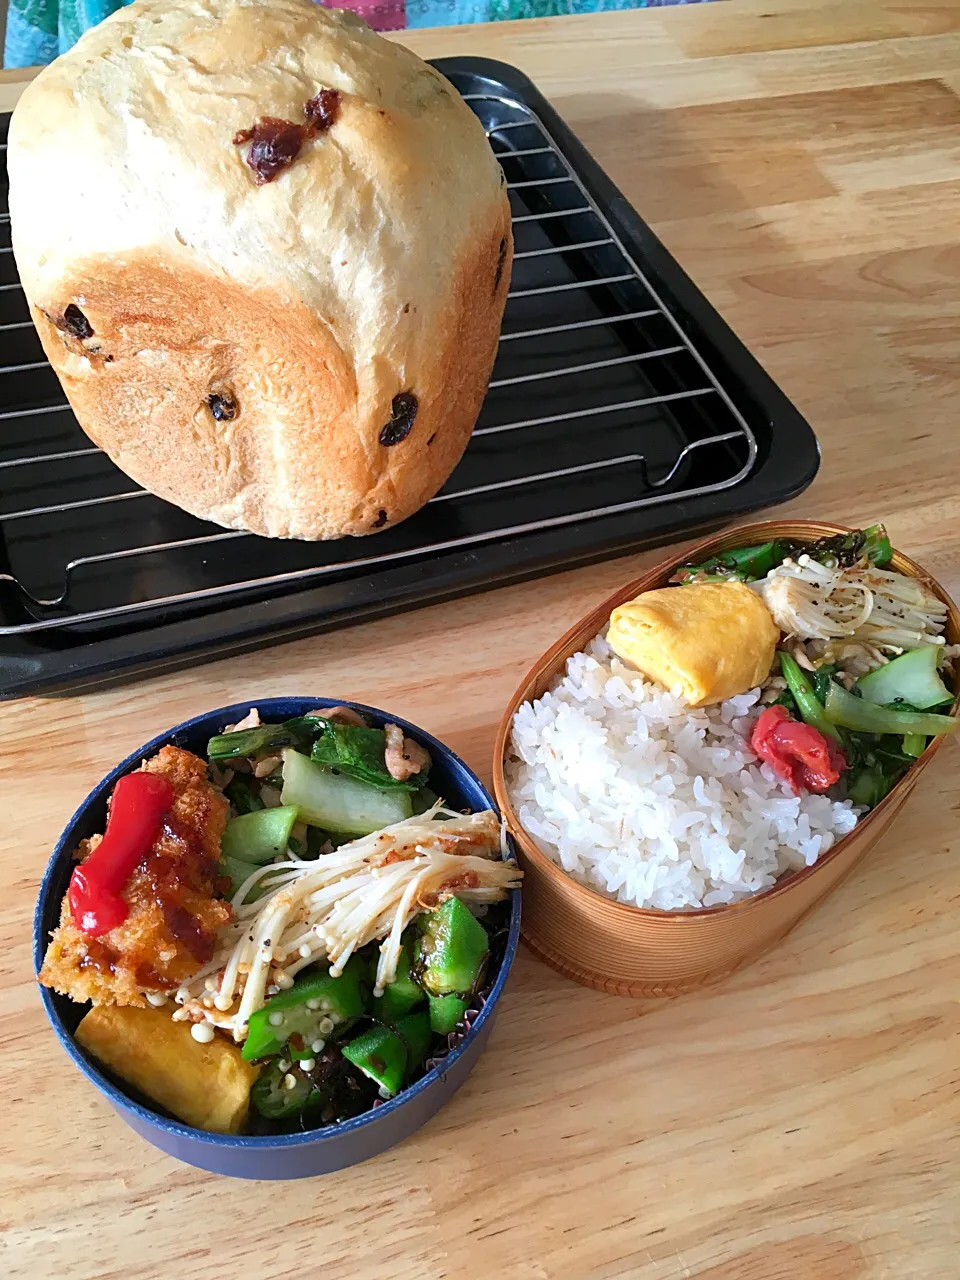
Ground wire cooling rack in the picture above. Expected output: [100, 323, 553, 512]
[0, 59, 818, 695]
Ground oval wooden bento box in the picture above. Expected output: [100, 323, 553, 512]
[493, 521, 960, 998]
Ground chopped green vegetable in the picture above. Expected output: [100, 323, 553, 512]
[856, 646, 952, 711]
[812, 663, 840, 704]
[311, 721, 428, 792]
[674, 524, 893, 584]
[250, 1059, 317, 1119]
[415, 897, 489, 998]
[342, 1025, 407, 1097]
[411, 786, 440, 816]
[395, 1011, 432, 1077]
[280, 748, 413, 835]
[373, 944, 425, 1023]
[862, 524, 893, 567]
[824, 682, 960, 737]
[428, 993, 468, 1035]
[902, 733, 927, 758]
[221, 805, 300, 865]
[207, 716, 324, 761]
[224, 774, 264, 814]
[220, 854, 261, 900]
[847, 767, 893, 809]
[242, 957, 368, 1061]
[673, 541, 779, 584]
[779, 652, 843, 743]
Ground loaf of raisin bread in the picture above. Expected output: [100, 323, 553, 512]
[9, 0, 511, 539]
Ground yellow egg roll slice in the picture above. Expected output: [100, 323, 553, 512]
[76, 1004, 259, 1134]
[607, 580, 779, 706]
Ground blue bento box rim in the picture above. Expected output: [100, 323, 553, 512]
[33, 696, 521, 1151]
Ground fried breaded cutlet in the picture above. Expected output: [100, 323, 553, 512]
[40, 745, 231, 1007]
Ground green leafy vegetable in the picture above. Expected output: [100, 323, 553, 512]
[224, 774, 264, 815]
[310, 721, 428, 792]
[207, 716, 324, 762]
[824, 682, 960, 737]
[812, 663, 841, 704]
[220, 854, 262, 900]
[221, 806, 299, 865]
[779, 652, 843, 743]
[674, 523, 893, 583]
[280, 749, 413, 835]
[856, 645, 952, 711]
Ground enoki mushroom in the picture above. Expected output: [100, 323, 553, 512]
[757, 555, 947, 651]
[173, 804, 520, 1041]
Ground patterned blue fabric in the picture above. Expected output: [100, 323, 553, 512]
[4, 0, 134, 68]
[4, 0, 712, 71]
[407, 0, 707, 26]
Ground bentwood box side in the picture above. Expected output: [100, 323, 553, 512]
[492, 521, 960, 997]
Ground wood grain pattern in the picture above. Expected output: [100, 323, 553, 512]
[4, 1, 960, 1275]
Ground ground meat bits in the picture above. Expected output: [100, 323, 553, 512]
[234, 89, 342, 185]
[379, 393, 419, 446]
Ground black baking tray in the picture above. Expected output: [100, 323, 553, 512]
[0, 58, 818, 698]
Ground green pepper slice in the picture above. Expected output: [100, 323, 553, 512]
[250, 1059, 315, 1119]
[415, 897, 489, 998]
[428, 993, 469, 1035]
[341, 1025, 407, 1097]
[241, 956, 368, 1062]
[374, 944, 425, 1023]
[395, 1011, 432, 1077]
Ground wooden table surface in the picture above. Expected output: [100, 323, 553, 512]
[4, 1, 960, 1275]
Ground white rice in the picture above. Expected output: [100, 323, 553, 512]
[505, 635, 859, 910]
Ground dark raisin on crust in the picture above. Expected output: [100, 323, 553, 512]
[234, 117, 307, 185]
[494, 238, 508, 293]
[58, 304, 94, 339]
[234, 90, 341, 185]
[207, 391, 239, 422]
[379, 392, 419, 446]
[304, 89, 341, 132]
[373, 509, 389, 529]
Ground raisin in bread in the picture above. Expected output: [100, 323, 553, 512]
[8, 0, 512, 540]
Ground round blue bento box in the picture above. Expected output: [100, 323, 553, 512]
[34, 697, 521, 1180]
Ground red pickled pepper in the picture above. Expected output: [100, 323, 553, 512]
[68, 772, 173, 936]
[749, 705, 847, 796]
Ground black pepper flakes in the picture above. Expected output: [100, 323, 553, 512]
[58, 304, 94, 340]
[379, 392, 419, 446]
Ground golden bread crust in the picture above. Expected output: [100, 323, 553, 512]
[9, 0, 511, 540]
